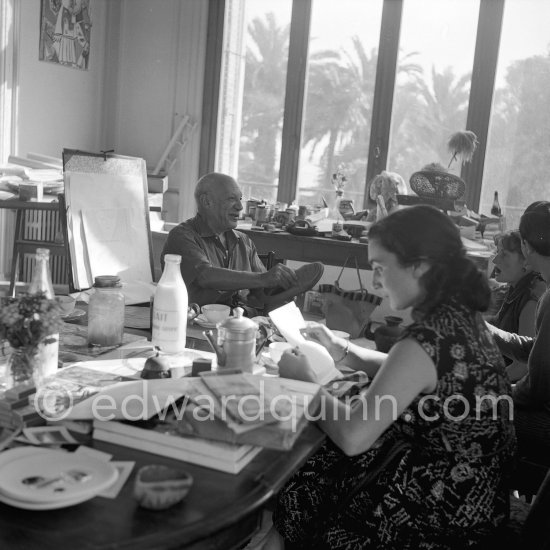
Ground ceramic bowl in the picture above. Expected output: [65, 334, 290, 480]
[133, 464, 193, 510]
[268, 342, 293, 364]
[56, 295, 76, 316]
[201, 304, 231, 325]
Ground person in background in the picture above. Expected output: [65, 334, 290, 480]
[267, 205, 514, 549]
[161, 172, 321, 311]
[487, 230, 546, 381]
[487, 201, 550, 466]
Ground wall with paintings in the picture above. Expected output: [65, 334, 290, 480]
[15, 0, 109, 158]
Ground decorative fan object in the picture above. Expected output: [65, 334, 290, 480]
[447, 130, 478, 169]
[409, 170, 466, 201]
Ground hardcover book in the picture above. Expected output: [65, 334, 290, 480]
[92, 396, 262, 474]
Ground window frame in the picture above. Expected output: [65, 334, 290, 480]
[202, 0, 505, 213]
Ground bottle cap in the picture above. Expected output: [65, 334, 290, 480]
[94, 275, 121, 288]
[164, 254, 182, 264]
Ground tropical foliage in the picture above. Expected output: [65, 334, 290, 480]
[236, 12, 550, 219]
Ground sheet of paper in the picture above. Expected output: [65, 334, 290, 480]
[268, 302, 307, 346]
[74, 445, 113, 462]
[64, 161, 153, 290]
[99, 461, 135, 499]
[66, 378, 199, 421]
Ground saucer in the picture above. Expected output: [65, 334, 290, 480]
[61, 308, 86, 322]
[193, 315, 217, 330]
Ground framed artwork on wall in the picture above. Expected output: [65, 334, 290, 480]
[38, 0, 92, 70]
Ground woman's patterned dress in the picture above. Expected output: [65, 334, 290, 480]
[273, 297, 516, 549]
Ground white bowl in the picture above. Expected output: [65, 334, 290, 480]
[269, 342, 293, 364]
[331, 330, 351, 340]
[201, 304, 231, 325]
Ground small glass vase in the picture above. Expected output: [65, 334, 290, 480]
[5, 346, 41, 390]
[330, 190, 345, 233]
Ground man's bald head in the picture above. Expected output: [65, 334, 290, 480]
[195, 172, 243, 233]
[195, 172, 238, 206]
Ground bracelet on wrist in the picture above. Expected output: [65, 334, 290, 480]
[335, 340, 350, 363]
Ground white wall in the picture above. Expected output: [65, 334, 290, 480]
[15, 0, 109, 157]
[110, 0, 207, 223]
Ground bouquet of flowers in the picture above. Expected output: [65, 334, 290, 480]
[331, 168, 348, 196]
[0, 292, 63, 351]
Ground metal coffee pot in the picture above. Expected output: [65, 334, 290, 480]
[204, 307, 258, 373]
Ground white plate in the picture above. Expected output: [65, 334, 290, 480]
[0, 448, 90, 510]
[0, 448, 118, 504]
[193, 315, 217, 330]
[0, 487, 99, 510]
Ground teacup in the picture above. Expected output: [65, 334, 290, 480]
[268, 342, 293, 365]
[201, 304, 231, 325]
[56, 295, 76, 316]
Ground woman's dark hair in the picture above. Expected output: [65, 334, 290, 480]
[368, 205, 491, 315]
[519, 201, 550, 256]
[494, 230, 524, 256]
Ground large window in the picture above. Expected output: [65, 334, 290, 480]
[216, 0, 292, 203]
[388, 0, 479, 181]
[296, 0, 383, 207]
[481, 0, 550, 229]
[210, 0, 549, 217]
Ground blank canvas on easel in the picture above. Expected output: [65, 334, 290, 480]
[63, 149, 155, 303]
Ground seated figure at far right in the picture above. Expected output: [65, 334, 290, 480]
[488, 231, 546, 382]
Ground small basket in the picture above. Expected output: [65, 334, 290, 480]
[409, 170, 466, 200]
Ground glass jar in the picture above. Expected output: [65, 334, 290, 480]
[87, 275, 125, 347]
[5, 346, 40, 390]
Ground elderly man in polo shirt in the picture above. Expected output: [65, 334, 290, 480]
[161, 172, 321, 311]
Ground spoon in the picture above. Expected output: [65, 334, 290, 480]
[22, 469, 91, 489]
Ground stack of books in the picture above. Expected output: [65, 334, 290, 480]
[0, 384, 45, 429]
[93, 411, 262, 475]
[89, 373, 320, 474]
[179, 373, 321, 451]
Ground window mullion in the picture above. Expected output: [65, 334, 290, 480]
[462, 0, 504, 212]
[277, 0, 312, 205]
[199, 0, 226, 177]
[364, 0, 403, 209]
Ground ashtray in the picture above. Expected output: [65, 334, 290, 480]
[133, 464, 193, 510]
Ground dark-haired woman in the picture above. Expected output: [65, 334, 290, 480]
[489, 231, 546, 381]
[269, 205, 515, 549]
[488, 201, 550, 466]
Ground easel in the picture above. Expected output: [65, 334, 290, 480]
[62, 149, 155, 297]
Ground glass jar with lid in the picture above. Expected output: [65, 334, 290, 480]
[87, 275, 125, 347]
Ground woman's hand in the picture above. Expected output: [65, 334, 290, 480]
[301, 322, 348, 363]
[278, 348, 318, 383]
